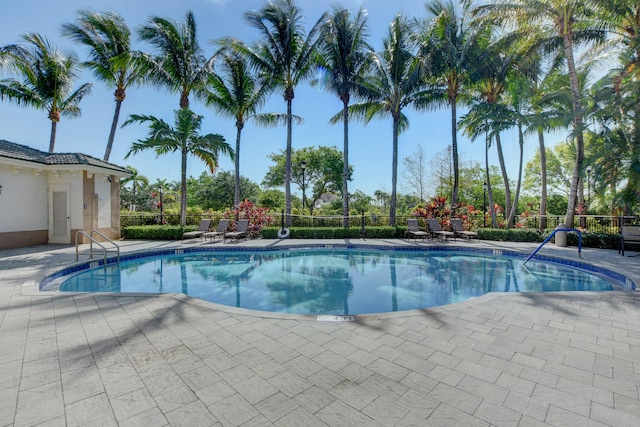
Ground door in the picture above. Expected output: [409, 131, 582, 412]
[49, 184, 71, 244]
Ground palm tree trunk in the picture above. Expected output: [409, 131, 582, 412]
[390, 115, 399, 226]
[49, 120, 57, 153]
[285, 95, 293, 228]
[104, 98, 123, 161]
[450, 100, 459, 213]
[234, 123, 243, 208]
[180, 149, 188, 226]
[494, 132, 511, 221]
[506, 124, 524, 228]
[342, 98, 350, 228]
[485, 135, 497, 228]
[538, 128, 548, 231]
[563, 34, 585, 228]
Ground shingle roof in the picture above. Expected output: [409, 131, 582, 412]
[0, 140, 131, 175]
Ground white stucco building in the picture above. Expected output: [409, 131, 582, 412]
[0, 140, 131, 250]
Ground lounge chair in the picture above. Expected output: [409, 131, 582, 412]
[182, 219, 212, 243]
[451, 218, 478, 240]
[202, 219, 229, 243]
[426, 218, 455, 241]
[224, 219, 249, 242]
[405, 218, 430, 241]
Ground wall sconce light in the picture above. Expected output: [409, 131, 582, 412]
[0, 185, 2, 194]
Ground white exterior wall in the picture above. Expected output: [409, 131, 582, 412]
[95, 175, 112, 228]
[0, 165, 47, 233]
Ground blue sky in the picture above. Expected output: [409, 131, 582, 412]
[0, 0, 540, 198]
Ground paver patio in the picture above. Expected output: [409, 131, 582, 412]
[0, 238, 639, 426]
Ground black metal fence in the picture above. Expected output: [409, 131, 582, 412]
[121, 212, 638, 233]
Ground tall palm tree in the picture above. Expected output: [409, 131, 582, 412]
[0, 33, 92, 152]
[238, 0, 326, 227]
[205, 51, 288, 208]
[475, 0, 604, 227]
[316, 6, 372, 227]
[63, 10, 146, 161]
[417, 0, 485, 214]
[349, 15, 429, 226]
[138, 10, 212, 110]
[121, 165, 149, 211]
[123, 109, 233, 226]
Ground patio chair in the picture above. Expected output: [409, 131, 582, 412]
[426, 218, 455, 241]
[202, 219, 229, 243]
[451, 218, 478, 241]
[182, 219, 212, 243]
[405, 218, 430, 241]
[224, 219, 249, 242]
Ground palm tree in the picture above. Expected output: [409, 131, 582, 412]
[138, 10, 212, 110]
[349, 15, 429, 226]
[63, 10, 146, 161]
[316, 6, 372, 227]
[238, 0, 326, 227]
[417, 0, 485, 214]
[474, 0, 604, 227]
[205, 51, 288, 208]
[123, 109, 233, 226]
[0, 33, 92, 152]
[121, 165, 149, 211]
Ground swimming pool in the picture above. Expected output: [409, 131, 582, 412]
[43, 246, 634, 315]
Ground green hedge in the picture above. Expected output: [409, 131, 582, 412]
[123, 225, 194, 240]
[567, 232, 620, 249]
[262, 226, 403, 239]
[476, 228, 544, 242]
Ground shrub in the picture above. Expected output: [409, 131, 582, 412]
[122, 225, 189, 240]
[477, 228, 544, 242]
[223, 200, 273, 238]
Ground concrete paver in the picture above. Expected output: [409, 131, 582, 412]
[1, 238, 639, 426]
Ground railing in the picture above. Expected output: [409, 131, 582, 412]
[523, 228, 582, 266]
[75, 230, 120, 268]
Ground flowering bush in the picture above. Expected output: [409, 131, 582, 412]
[223, 200, 274, 238]
[411, 196, 479, 230]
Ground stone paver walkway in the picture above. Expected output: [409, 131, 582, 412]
[1, 238, 639, 426]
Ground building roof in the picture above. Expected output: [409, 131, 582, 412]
[0, 140, 131, 175]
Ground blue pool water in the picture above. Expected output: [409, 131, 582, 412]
[52, 248, 624, 315]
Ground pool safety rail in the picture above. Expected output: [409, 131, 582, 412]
[75, 230, 120, 267]
[523, 228, 582, 266]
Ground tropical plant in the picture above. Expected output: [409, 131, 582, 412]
[120, 165, 149, 211]
[138, 10, 212, 110]
[0, 33, 92, 152]
[63, 10, 146, 161]
[205, 51, 288, 208]
[223, 199, 274, 238]
[123, 108, 233, 225]
[349, 15, 429, 225]
[417, 0, 486, 214]
[236, 0, 326, 226]
[316, 6, 372, 227]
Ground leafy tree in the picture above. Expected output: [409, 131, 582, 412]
[190, 170, 260, 211]
[123, 109, 233, 225]
[263, 146, 350, 215]
[237, 0, 326, 226]
[0, 33, 92, 152]
[350, 15, 429, 225]
[205, 51, 288, 208]
[63, 10, 145, 160]
[317, 6, 372, 227]
[138, 10, 212, 109]
[120, 165, 149, 211]
[259, 189, 285, 211]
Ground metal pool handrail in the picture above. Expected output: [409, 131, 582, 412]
[75, 230, 120, 267]
[523, 228, 582, 266]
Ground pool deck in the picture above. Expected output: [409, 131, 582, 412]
[1, 238, 639, 426]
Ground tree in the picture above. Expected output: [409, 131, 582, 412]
[350, 15, 429, 225]
[401, 145, 430, 202]
[120, 165, 149, 211]
[138, 10, 212, 110]
[475, 0, 604, 227]
[238, 0, 326, 226]
[263, 146, 350, 215]
[190, 171, 261, 211]
[0, 33, 92, 152]
[63, 10, 145, 161]
[205, 51, 288, 208]
[417, 0, 485, 214]
[123, 109, 233, 225]
[316, 6, 372, 227]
